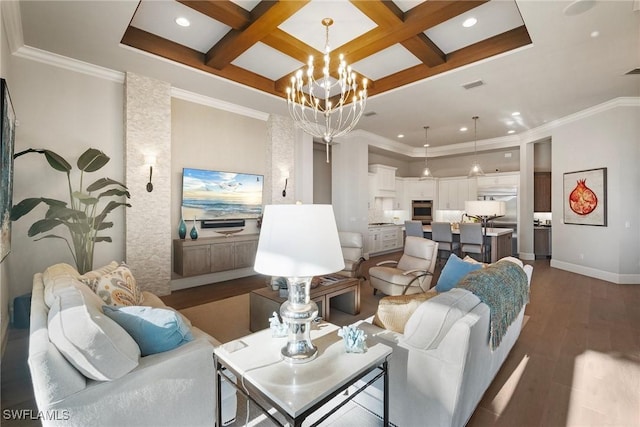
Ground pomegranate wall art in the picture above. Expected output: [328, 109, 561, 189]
[563, 168, 607, 226]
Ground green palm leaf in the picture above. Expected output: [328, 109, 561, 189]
[78, 148, 109, 172]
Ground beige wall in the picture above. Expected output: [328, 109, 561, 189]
[170, 98, 267, 240]
[5, 56, 125, 303]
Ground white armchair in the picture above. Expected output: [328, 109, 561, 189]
[368, 236, 438, 296]
[336, 231, 365, 281]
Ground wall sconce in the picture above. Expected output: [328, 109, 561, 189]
[145, 155, 156, 193]
[282, 178, 288, 197]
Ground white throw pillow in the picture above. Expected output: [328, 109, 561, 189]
[48, 282, 140, 381]
[402, 288, 480, 350]
[43, 263, 82, 308]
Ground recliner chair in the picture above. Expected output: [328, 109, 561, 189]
[368, 236, 438, 296]
[336, 231, 366, 281]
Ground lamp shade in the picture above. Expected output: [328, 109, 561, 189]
[254, 204, 345, 277]
[464, 200, 506, 217]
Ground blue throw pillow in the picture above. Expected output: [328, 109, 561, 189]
[103, 306, 193, 356]
[435, 253, 483, 292]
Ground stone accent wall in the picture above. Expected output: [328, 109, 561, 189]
[124, 73, 171, 295]
[266, 115, 296, 205]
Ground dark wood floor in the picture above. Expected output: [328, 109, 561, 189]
[2, 257, 639, 427]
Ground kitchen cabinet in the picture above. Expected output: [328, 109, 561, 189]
[476, 172, 520, 188]
[369, 164, 397, 197]
[368, 227, 382, 254]
[173, 234, 259, 277]
[438, 178, 477, 210]
[534, 172, 552, 212]
[534, 227, 552, 258]
[394, 178, 405, 210]
[401, 178, 436, 212]
[368, 225, 403, 255]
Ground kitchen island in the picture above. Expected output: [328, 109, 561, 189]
[422, 225, 514, 263]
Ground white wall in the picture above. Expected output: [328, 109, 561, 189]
[6, 56, 125, 302]
[550, 104, 640, 283]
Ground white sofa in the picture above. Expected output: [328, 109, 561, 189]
[352, 259, 533, 427]
[28, 263, 237, 427]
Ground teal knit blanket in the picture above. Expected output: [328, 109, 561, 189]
[457, 260, 529, 350]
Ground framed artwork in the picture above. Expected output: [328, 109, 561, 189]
[1, 78, 16, 262]
[563, 167, 607, 226]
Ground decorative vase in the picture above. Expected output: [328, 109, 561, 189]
[190, 220, 198, 240]
[178, 218, 187, 239]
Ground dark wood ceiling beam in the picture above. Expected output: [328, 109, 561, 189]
[343, 1, 486, 65]
[177, 0, 250, 30]
[369, 26, 531, 96]
[121, 26, 279, 96]
[205, 1, 308, 70]
[401, 34, 446, 67]
[262, 28, 321, 65]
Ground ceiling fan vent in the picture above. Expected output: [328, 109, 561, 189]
[363, 111, 377, 117]
[625, 68, 640, 75]
[462, 79, 485, 90]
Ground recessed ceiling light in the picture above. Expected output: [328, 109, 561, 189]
[511, 111, 520, 116]
[175, 17, 191, 27]
[423, 144, 429, 147]
[590, 30, 600, 38]
[508, 130, 516, 134]
[462, 17, 477, 28]
[563, 0, 596, 16]
[460, 127, 468, 132]
[397, 134, 404, 138]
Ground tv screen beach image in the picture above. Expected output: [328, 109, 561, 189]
[182, 168, 263, 220]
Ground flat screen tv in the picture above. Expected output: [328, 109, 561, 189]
[181, 168, 263, 221]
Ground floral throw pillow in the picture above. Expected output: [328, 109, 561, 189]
[88, 263, 143, 307]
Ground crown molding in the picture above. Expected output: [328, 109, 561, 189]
[12, 45, 271, 120]
[171, 88, 269, 121]
[14, 45, 125, 83]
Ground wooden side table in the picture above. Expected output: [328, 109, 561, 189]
[249, 276, 360, 332]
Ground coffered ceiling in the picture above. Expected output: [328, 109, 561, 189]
[9, 1, 640, 155]
[121, 0, 531, 100]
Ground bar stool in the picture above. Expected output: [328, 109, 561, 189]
[431, 222, 460, 265]
[459, 223, 489, 262]
[404, 220, 424, 238]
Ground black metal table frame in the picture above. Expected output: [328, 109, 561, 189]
[215, 354, 389, 427]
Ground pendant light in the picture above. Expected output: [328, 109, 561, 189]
[421, 126, 433, 178]
[468, 116, 484, 177]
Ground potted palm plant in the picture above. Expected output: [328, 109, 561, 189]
[10, 148, 131, 274]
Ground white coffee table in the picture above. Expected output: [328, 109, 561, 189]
[214, 322, 392, 427]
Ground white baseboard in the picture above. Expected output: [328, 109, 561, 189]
[550, 259, 640, 284]
[519, 252, 535, 261]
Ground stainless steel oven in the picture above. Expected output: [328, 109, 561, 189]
[412, 200, 433, 223]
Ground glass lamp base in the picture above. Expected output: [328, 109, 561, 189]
[281, 277, 319, 364]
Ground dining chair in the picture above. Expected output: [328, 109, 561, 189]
[431, 222, 460, 265]
[404, 220, 424, 238]
[459, 223, 489, 263]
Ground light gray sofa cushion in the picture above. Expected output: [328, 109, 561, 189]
[402, 288, 480, 350]
[48, 282, 140, 381]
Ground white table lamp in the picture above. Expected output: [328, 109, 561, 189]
[254, 204, 345, 363]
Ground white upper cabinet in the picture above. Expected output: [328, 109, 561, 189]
[438, 177, 478, 210]
[369, 164, 397, 197]
[476, 172, 520, 189]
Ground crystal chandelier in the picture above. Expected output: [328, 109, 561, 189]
[286, 18, 368, 163]
[421, 126, 433, 178]
[468, 116, 485, 177]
